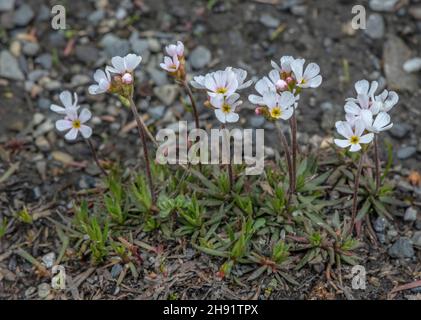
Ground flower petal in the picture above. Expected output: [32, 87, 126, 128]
[55, 119, 73, 131]
[359, 133, 374, 144]
[124, 54, 142, 71]
[80, 125, 92, 139]
[59, 91, 73, 109]
[334, 139, 351, 148]
[64, 128, 79, 141]
[355, 80, 369, 95]
[349, 143, 362, 152]
[214, 109, 226, 123]
[225, 112, 239, 123]
[110, 56, 126, 74]
[303, 63, 320, 79]
[79, 108, 92, 123]
[50, 104, 66, 114]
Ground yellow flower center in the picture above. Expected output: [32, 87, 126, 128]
[270, 107, 282, 119]
[72, 119, 81, 129]
[216, 87, 228, 94]
[222, 104, 231, 114]
[350, 136, 360, 144]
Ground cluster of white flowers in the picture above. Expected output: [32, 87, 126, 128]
[89, 53, 142, 95]
[334, 80, 399, 152]
[160, 41, 184, 73]
[190, 67, 253, 123]
[50, 91, 92, 141]
[52, 53, 143, 141]
[248, 56, 322, 121]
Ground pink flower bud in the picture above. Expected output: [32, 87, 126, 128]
[122, 73, 133, 84]
[255, 107, 262, 115]
[276, 79, 288, 91]
[286, 76, 294, 84]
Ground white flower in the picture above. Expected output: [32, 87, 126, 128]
[210, 93, 242, 124]
[203, 69, 239, 98]
[50, 91, 80, 114]
[229, 67, 253, 90]
[263, 91, 295, 120]
[165, 41, 184, 57]
[89, 69, 112, 95]
[271, 56, 295, 74]
[344, 93, 381, 118]
[160, 54, 180, 73]
[361, 110, 393, 134]
[334, 120, 373, 152]
[190, 67, 252, 96]
[248, 77, 276, 105]
[267, 69, 289, 91]
[291, 59, 322, 88]
[55, 108, 93, 141]
[374, 89, 399, 113]
[353, 80, 378, 98]
[106, 53, 142, 75]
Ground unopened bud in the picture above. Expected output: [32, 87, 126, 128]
[286, 76, 294, 84]
[255, 107, 262, 115]
[122, 73, 133, 84]
[276, 79, 288, 91]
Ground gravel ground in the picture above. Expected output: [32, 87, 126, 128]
[0, 0, 420, 300]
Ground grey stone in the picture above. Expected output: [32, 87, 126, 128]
[397, 146, 416, 160]
[149, 105, 166, 119]
[35, 54, 52, 69]
[409, 5, 421, 20]
[22, 42, 39, 56]
[147, 38, 161, 53]
[36, 5, 49, 22]
[404, 207, 418, 222]
[75, 45, 100, 64]
[88, 10, 105, 24]
[71, 74, 91, 87]
[13, 4, 34, 26]
[365, 14, 385, 39]
[0, 0, 14, 12]
[383, 36, 418, 91]
[249, 116, 265, 128]
[130, 33, 150, 56]
[390, 123, 411, 139]
[78, 175, 96, 189]
[0, 50, 24, 80]
[153, 85, 179, 106]
[37, 97, 51, 110]
[100, 34, 130, 58]
[373, 216, 387, 232]
[111, 264, 123, 278]
[403, 58, 421, 73]
[41, 252, 55, 268]
[369, 0, 399, 12]
[189, 46, 211, 70]
[147, 68, 168, 86]
[388, 238, 415, 258]
[412, 231, 421, 247]
[291, 5, 308, 16]
[416, 220, 421, 230]
[259, 13, 280, 28]
[37, 283, 50, 299]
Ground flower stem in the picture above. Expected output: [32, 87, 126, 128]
[85, 138, 107, 177]
[183, 81, 202, 171]
[183, 81, 200, 133]
[129, 96, 156, 205]
[374, 134, 380, 194]
[221, 124, 234, 191]
[289, 111, 297, 194]
[275, 121, 293, 197]
[348, 152, 365, 237]
[128, 96, 157, 147]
